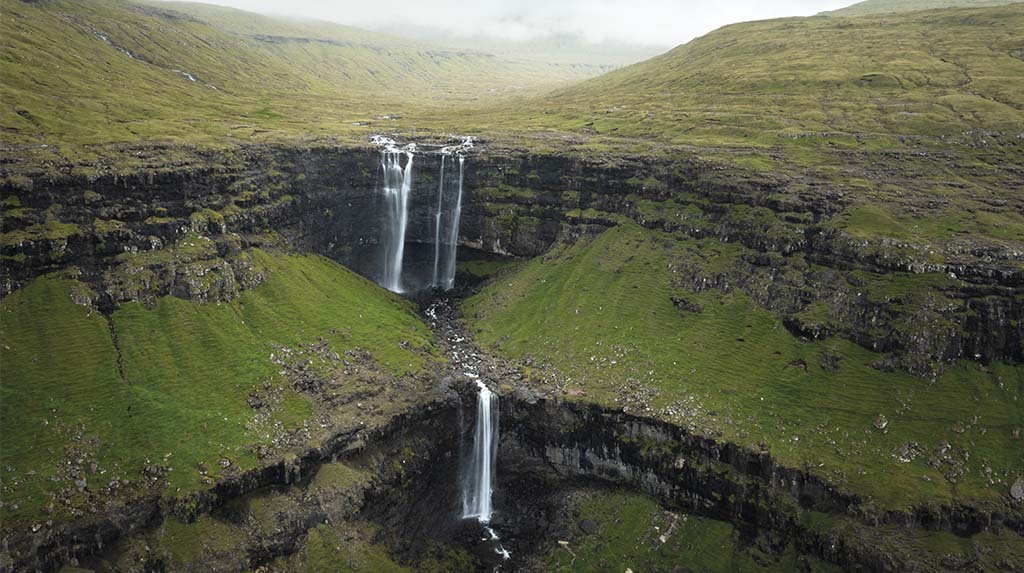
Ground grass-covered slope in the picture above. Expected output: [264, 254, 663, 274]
[542, 488, 1024, 571]
[0, 0, 605, 149]
[454, 4, 1024, 264]
[0, 251, 436, 527]
[470, 4, 1023, 154]
[825, 0, 1023, 16]
[464, 223, 1023, 512]
[545, 490, 842, 572]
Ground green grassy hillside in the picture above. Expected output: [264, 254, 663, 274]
[465, 223, 1023, 512]
[0, 0, 606, 149]
[0, 251, 437, 527]
[825, 0, 1023, 16]
[542, 488, 1024, 571]
[467, 5, 1023, 154]
[453, 4, 1024, 253]
[545, 490, 842, 572]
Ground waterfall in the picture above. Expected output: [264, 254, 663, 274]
[380, 148, 414, 293]
[431, 155, 446, 288]
[463, 379, 498, 523]
[371, 134, 470, 293]
[441, 156, 465, 290]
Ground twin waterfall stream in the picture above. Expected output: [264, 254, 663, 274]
[374, 136, 470, 294]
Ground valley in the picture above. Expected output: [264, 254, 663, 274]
[1, 0, 1022, 571]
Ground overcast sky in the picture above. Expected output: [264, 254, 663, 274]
[182, 0, 857, 47]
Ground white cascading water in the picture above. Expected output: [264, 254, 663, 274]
[431, 155, 446, 288]
[442, 156, 465, 291]
[372, 135, 471, 293]
[463, 379, 498, 523]
[380, 146, 414, 293]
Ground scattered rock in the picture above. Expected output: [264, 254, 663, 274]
[784, 359, 808, 372]
[1011, 477, 1024, 501]
[578, 519, 599, 535]
[670, 296, 702, 314]
[874, 414, 889, 432]
[820, 350, 841, 372]
[894, 442, 922, 463]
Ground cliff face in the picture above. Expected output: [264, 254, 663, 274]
[14, 397, 464, 573]
[4, 143, 1018, 372]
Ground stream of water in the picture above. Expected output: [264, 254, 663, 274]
[426, 297, 511, 562]
[380, 146, 414, 293]
[442, 156, 466, 290]
[463, 378, 498, 523]
[374, 136, 472, 293]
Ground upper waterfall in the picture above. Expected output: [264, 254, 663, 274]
[435, 137, 474, 290]
[431, 155, 447, 288]
[371, 135, 473, 294]
[441, 156, 466, 291]
[379, 145, 414, 293]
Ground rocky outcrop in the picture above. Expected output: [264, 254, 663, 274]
[4, 396, 461, 573]
[2, 141, 1020, 368]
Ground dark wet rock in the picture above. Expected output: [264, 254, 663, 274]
[578, 518, 599, 535]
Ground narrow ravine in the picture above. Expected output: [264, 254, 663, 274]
[425, 296, 516, 566]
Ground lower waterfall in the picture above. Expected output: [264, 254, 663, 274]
[463, 379, 498, 523]
[462, 378, 510, 561]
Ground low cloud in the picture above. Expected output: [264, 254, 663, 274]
[173, 0, 855, 47]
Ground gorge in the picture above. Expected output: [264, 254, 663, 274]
[2, 139, 1020, 572]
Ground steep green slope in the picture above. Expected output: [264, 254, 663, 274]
[468, 5, 1023, 153]
[825, 0, 1023, 16]
[545, 490, 842, 572]
[453, 5, 1024, 254]
[0, 251, 436, 527]
[465, 223, 1023, 511]
[542, 488, 1024, 571]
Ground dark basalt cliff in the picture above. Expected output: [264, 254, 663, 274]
[2, 142, 1020, 373]
[19, 385, 1020, 572]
